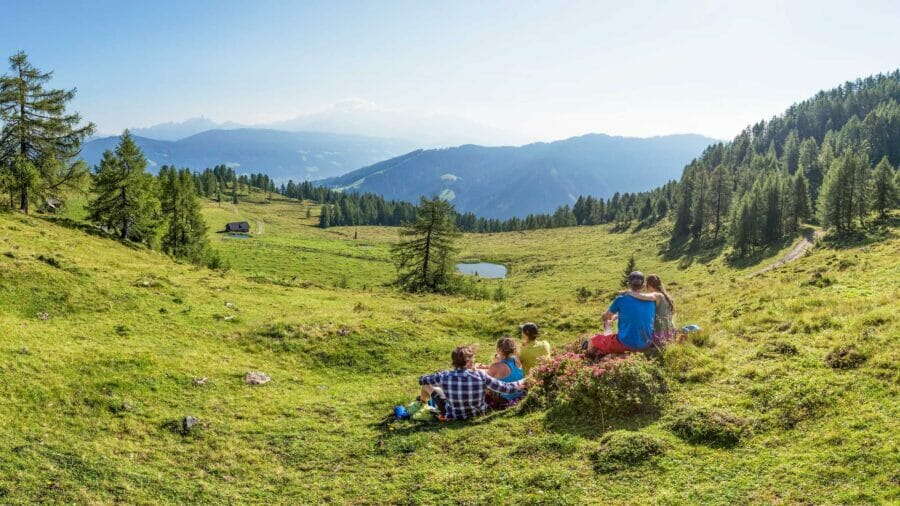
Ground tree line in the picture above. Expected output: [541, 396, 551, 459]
[668, 72, 899, 255]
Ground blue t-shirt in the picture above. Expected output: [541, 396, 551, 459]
[609, 295, 655, 350]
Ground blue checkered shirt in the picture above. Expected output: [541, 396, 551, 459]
[419, 368, 524, 420]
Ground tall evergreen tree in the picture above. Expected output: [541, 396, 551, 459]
[709, 165, 732, 241]
[786, 169, 811, 234]
[872, 156, 897, 219]
[0, 51, 95, 213]
[87, 131, 159, 242]
[391, 196, 460, 293]
[159, 166, 211, 264]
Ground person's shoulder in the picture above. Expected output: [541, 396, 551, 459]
[538, 340, 551, 350]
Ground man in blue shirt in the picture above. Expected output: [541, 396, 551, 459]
[588, 271, 656, 355]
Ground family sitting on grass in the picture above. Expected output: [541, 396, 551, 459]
[412, 271, 677, 421]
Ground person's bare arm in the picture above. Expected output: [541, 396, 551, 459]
[601, 310, 614, 321]
[623, 291, 660, 302]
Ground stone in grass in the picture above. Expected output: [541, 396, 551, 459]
[19, 347, 29, 355]
[245, 371, 271, 385]
[182, 416, 200, 434]
[193, 377, 208, 386]
[591, 431, 668, 473]
[36, 311, 50, 321]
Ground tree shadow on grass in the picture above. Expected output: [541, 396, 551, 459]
[660, 235, 726, 269]
[820, 218, 899, 250]
[41, 216, 146, 250]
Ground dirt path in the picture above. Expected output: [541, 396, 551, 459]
[751, 228, 825, 276]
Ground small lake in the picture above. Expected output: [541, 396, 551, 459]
[456, 262, 507, 279]
[224, 234, 252, 239]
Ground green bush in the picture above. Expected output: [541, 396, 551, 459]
[591, 430, 668, 473]
[526, 353, 667, 421]
[749, 376, 834, 429]
[669, 407, 750, 447]
[756, 340, 798, 358]
[825, 345, 867, 369]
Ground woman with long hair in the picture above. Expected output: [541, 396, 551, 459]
[484, 337, 526, 409]
[625, 274, 677, 346]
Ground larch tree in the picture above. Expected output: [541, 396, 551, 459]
[872, 156, 897, 219]
[0, 51, 95, 213]
[391, 196, 460, 293]
[709, 165, 732, 241]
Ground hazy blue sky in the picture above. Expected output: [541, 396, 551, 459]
[3, 0, 899, 141]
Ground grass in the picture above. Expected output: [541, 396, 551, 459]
[0, 194, 897, 504]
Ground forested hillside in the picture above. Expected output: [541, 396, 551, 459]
[667, 71, 900, 252]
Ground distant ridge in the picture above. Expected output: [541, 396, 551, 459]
[322, 133, 716, 218]
[80, 129, 417, 180]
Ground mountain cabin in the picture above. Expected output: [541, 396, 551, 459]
[225, 221, 251, 233]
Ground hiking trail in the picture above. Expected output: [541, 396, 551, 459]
[751, 228, 825, 276]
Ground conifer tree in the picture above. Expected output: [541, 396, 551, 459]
[690, 168, 710, 244]
[620, 255, 637, 288]
[391, 196, 460, 293]
[786, 169, 811, 234]
[0, 51, 95, 213]
[709, 165, 732, 241]
[87, 131, 159, 242]
[318, 205, 331, 228]
[159, 166, 211, 264]
[231, 173, 238, 204]
[872, 156, 897, 219]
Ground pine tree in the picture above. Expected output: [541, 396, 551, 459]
[231, 174, 238, 204]
[798, 138, 822, 205]
[782, 130, 801, 174]
[87, 131, 160, 242]
[391, 196, 461, 293]
[318, 205, 331, 228]
[786, 169, 811, 234]
[872, 156, 897, 219]
[689, 168, 710, 244]
[620, 255, 637, 288]
[159, 167, 211, 264]
[709, 165, 732, 241]
[0, 51, 95, 213]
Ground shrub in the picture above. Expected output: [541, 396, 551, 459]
[825, 345, 867, 370]
[749, 376, 834, 429]
[525, 353, 667, 422]
[802, 271, 834, 288]
[662, 345, 715, 382]
[756, 340, 798, 358]
[37, 254, 61, 268]
[669, 407, 750, 447]
[591, 430, 668, 473]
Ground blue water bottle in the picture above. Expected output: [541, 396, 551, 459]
[394, 405, 409, 420]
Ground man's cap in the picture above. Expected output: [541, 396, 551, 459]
[519, 322, 539, 333]
[628, 271, 645, 284]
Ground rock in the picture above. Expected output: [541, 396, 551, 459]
[223, 315, 236, 321]
[182, 416, 199, 433]
[19, 347, 29, 355]
[245, 371, 271, 385]
[36, 311, 50, 321]
[224, 302, 237, 310]
[339, 328, 351, 336]
[193, 377, 208, 386]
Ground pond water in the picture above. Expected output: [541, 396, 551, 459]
[224, 233, 252, 239]
[456, 262, 507, 279]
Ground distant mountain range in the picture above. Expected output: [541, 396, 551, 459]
[80, 129, 417, 180]
[120, 100, 525, 147]
[322, 133, 716, 219]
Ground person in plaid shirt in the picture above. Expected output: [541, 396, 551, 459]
[419, 345, 525, 420]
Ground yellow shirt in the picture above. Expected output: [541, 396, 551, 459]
[519, 339, 552, 373]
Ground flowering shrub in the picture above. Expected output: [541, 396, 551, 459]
[524, 352, 667, 420]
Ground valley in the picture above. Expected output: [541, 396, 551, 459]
[0, 192, 895, 503]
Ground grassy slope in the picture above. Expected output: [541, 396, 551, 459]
[0, 195, 897, 504]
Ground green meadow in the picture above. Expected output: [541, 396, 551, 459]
[0, 193, 897, 504]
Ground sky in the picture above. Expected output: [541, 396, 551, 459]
[3, 0, 900, 143]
